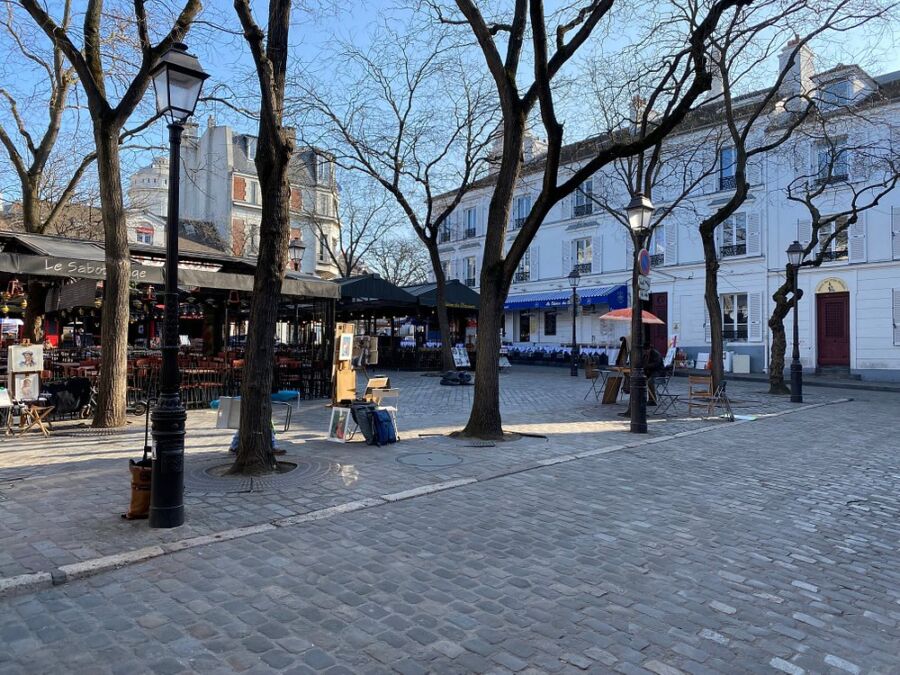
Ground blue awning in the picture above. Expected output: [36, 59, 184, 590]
[504, 284, 628, 311]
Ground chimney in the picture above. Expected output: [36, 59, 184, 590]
[778, 37, 815, 103]
[707, 48, 723, 101]
[522, 131, 548, 162]
[207, 114, 216, 129]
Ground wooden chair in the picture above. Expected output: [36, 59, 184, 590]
[687, 375, 715, 416]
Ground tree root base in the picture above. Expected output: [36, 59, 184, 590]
[450, 429, 522, 442]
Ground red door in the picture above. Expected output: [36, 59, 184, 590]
[816, 292, 850, 367]
[648, 292, 668, 354]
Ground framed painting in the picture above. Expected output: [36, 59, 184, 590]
[327, 407, 352, 442]
[9, 344, 43, 373]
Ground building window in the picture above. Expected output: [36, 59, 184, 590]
[573, 237, 592, 274]
[519, 311, 531, 342]
[721, 293, 748, 342]
[464, 256, 476, 287]
[544, 311, 557, 336]
[463, 208, 477, 238]
[317, 157, 332, 184]
[249, 181, 259, 204]
[820, 80, 852, 107]
[816, 137, 849, 183]
[573, 179, 593, 217]
[514, 249, 530, 282]
[442, 260, 451, 280]
[650, 228, 665, 267]
[512, 195, 531, 230]
[818, 217, 849, 262]
[719, 146, 737, 190]
[439, 222, 452, 243]
[719, 213, 747, 257]
[136, 227, 153, 245]
[319, 234, 327, 262]
[317, 193, 331, 216]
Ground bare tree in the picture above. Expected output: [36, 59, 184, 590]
[229, 0, 295, 475]
[316, 174, 401, 277]
[436, 0, 752, 438]
[296, 21, 497, 371]
[20, 0, 202, 427]
[767, 113, 900, 392]
[0, 1, 95, 339]
[366, 237, 431, 287]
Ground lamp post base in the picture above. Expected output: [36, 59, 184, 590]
[630, 369, 648, 434]
[149, 393, 186, 529]
[790, 359, 803, 403]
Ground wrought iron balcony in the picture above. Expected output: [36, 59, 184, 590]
[650, 253, 664, 267]
[513, 270, 530, 282]
[573, 202, 593, 217]
[465, 277, 476, 287]
[573, 262, 592, 274]
[463, 227, 477, 239]
[719, 244, 747, 258]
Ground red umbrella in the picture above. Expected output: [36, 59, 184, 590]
[598, 308, 665, 325]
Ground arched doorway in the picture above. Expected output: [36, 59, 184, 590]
[815, 278, 850, 369]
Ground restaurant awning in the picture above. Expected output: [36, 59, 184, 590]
[504, 284, 628, 310]
[0, 231, 339, 300]
[336, 274, 418, 312]
[403, 280, 480, 310]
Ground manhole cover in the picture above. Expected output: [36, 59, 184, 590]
[397, 452, 464, 468]
[184, 456, 338, 494]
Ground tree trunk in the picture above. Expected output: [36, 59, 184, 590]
[92, 121, 130, 428]
[427, 244, 455, 371]
[461, 276, 506, 439]
[23, 279, 48, 343]
[701, 229, 724, 388]
[230, 126, 292, 471]
[767, 274, 793, 394]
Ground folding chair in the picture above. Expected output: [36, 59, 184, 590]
[710, 381, 735, 422]
[651, 350, 678, 415]
[687, 375, 715, 416]
[583, 362, 602, 401]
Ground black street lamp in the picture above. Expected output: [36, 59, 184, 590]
[288, 237, 306, 272]
[626, 192, 655, 434]
[786, 240, 804, 403]
[148, 43, 208, 529]
[568, 268, 581, 376]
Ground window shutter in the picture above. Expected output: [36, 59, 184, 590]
[481, 205, 489, 236]
[894, 289, 900, 345]
[893, 207, 900, 261]
[798, 219, 813, 253]
[749, 292, 762, 341]
[664, 221, 678, 266]
[561, 239, 571, 275]
[531, 245, 540, 280]
[849, 215, 867, 263]
[625, 232, 635, 271]
[704, 303, 712, 343]
[591, 235, 601, 274]
[807, 142, 818, 184]
[747, 154, 763, 187]
[747, 212, 762, 256]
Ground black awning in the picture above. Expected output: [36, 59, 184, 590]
[403, 280, 480, 310]
[337, 274, 418, 305]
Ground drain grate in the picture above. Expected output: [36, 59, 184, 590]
[397, 452, 465, 468]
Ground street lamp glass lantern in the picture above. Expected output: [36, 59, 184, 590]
[288, 238, 306, 268]
[150, 43, 209, 124]
[625, 192, 654, 233]
[568, 268, 581, 289]
[786, 240, 804, 268]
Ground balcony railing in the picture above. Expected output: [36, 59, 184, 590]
[439, 231, 451, 243]
[573, 202, 593, 217]
[723, 326, 748, 341]
[821, 248, 849, 262]
[719, 243, 747, 258]
[465, 277, 476, 287]
[573, 262, 592, 274]
[649, 253, 664, 267]
[511, 217, 526, 231]
[719, 174, 737, 190]
[513, 270, 530, 282]
[463, 227, 477, 239]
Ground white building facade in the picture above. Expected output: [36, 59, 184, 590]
[126, 120, 342, 278]
[437, 56, 900, 381]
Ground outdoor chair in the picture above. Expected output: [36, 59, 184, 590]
[687, 375, 715, 416]
[370, 387, 400, 435]
[583, 361, 606, 401]
[651, 350, 678, 415]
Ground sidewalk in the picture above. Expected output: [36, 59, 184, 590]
[0, 367, 849, 588]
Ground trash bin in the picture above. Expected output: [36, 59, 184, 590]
[723, 351, 734, 373]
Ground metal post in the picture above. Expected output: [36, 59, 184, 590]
[150, 122, 186, 529]
[630, 232, 648, 434]
[570, 288, 579, 376]
[790, 264, 803, 403]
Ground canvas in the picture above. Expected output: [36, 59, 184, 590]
[327, 407, 352, 442]
[14, 373, 40, 401]
[8, 344, 43, 373]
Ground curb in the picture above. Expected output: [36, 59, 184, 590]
[0, 397, 851, 600]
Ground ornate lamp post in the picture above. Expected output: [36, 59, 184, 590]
[786, 240, 804, 403]
[288, 238, 306, 344]
[568, 268, 581, 376]
[148, 43, 208, 529]
[626, 193, 655, 434]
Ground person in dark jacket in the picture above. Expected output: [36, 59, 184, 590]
[643, 343, 666, 404]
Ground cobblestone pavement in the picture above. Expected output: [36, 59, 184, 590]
[0, 368, 839, 580]
[1, 381, 899, 674]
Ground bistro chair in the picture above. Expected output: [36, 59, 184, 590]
[651, 350, 679, 415]
[583, 360, 607, 401]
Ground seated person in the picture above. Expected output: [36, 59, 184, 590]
[643, 342, 665, 404]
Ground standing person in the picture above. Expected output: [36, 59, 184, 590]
[643, 342, 665, 405]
